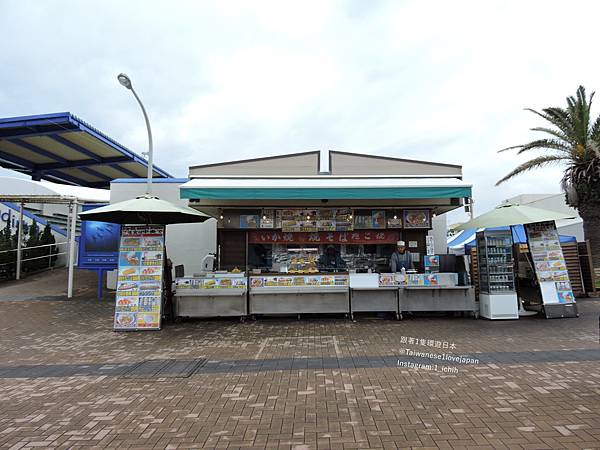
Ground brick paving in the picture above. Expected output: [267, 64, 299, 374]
[0, 270, 599, 449]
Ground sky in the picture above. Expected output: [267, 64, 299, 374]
[1, 0, 598, 223]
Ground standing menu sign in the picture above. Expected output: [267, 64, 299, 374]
[114, 225, 165, 331]
[524, 221, 578, 318]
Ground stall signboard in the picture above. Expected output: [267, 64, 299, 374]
[524, 221, 575, 305]
[114, 225, 165, 331]
[403, 210, 431, 228]
[278, 208, 353, 232]
[250, 274, 349, 288]
[248, 230, 399, 244]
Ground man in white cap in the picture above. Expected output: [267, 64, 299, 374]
[390, 240, 414, 272]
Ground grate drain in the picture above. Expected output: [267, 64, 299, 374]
[121, 358, 206, 379]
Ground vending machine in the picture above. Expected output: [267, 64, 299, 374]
[476, 230, 519, 319]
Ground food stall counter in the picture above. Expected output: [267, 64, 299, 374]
[349, 273, 400, 319]
[173, 273, 248, 319]
[249, 273, 350, 316]
[399, 273, 478, 318]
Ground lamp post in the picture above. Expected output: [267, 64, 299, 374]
[117, 73, 154, 196]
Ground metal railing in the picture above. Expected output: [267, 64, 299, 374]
[0, 240, 70, 273]
[0, 198, 79, 298]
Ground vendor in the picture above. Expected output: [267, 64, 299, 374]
[318, 245, 347, 272]
[390, 240, 414, 272]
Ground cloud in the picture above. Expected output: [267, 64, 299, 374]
[0, 0, 598, 222]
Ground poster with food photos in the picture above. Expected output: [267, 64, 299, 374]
[114, 225, 165, 330]
[524, 221, 575, 305]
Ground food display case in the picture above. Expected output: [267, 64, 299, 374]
[349, 273, 400, 319]
[398, 272, 478, 318]
[287, 248, 319, 273]
[173, 272, 248, 318]
[476, 230, 519, 319]
[249, 274, 350, 316]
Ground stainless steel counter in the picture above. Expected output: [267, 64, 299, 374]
[349, 287, 399, 319]
[249, 286, 350, 316]
[399, 286, 478, 317]
[174, 289, 248, 318]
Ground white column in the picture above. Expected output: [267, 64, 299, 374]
[15, 202, 24, 280]
[67, 201, 78, 299]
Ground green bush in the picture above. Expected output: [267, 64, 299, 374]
[0, 222, 16, 277]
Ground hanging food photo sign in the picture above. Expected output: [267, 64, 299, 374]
[403, 210, 431, 229]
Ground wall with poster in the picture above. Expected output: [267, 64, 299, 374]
[78, 204, 120, 269]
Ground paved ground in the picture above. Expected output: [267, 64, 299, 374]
[0, 270, 600, 449]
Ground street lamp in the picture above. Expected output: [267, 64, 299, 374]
[117, 73, 154, 196]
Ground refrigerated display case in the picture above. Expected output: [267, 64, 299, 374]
[476, 230, 519, 319]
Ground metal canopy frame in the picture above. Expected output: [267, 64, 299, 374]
[0, 194, 79, 298]
[0, 112, 173, 188]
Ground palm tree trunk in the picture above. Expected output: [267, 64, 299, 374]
[578, 202, 600, 270]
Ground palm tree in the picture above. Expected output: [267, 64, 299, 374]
[497, 86, 600, 270]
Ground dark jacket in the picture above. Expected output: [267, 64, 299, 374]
[390, 250, 414, 272]
[318, 253, 347, 271]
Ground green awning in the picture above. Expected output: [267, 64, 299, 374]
[181, 186, 472, 200]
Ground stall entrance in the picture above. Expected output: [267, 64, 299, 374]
[217, 230, 247, 271]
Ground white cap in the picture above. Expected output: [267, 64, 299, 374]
[397, 240, 405, 247]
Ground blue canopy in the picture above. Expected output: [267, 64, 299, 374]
[448, 224, 576, 254]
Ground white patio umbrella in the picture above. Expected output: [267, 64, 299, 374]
[456, 203, 575, 230]
[79, 194, 210, 224]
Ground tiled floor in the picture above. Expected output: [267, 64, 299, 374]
[0, 270, 599, 449]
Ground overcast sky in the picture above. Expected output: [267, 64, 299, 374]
[1, 0, 598, 222]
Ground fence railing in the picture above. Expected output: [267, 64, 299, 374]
[0, 241, 70, 275]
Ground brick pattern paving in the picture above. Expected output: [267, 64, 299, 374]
[0, 290, 599, 448]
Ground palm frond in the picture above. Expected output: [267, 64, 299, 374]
[529, 127, 572, 144]
[566, 86, 594, 147]
[498, 139, 571, 155]
[525, 108, 572, 136]
[591, 114, 600, 141]
[495, 155, 568, 186]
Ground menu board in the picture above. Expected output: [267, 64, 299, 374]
[405, 273, 458, 287]
[407, 273, 441, 286]
[278, 209, 353, 232]
[250, 274, 349, 288]
[525, 221, 575, 305]
[379, 273, 398, 286]
[175, 277, 247, 289]
[424, 255, 440, 273]
[114, 225, 164, 331]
